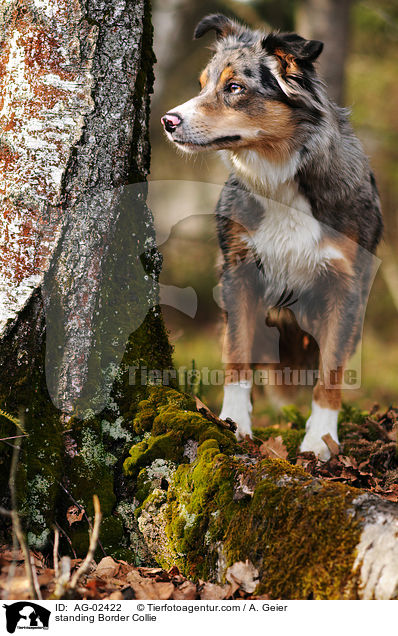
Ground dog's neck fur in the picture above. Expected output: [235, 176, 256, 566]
[222, 149, 301, 198]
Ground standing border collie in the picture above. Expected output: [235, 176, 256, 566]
[161, 14, 382, 460]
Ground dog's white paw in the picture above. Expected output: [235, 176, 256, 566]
[300, 401, 340, 461]
[220, 381, 253, 440]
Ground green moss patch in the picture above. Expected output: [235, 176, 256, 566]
[124, 390, 363, 599]
[124, 386, 238, 480]
[162, 446, 360, 598]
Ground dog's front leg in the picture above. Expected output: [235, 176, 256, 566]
[300, 286, 358, 460]
[219, 273, 259, 440]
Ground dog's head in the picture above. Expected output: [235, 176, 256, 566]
[161, 14, 324, 162]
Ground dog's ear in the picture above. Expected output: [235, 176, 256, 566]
[194, 14, 238, 41]
[262, 32, 323, 74]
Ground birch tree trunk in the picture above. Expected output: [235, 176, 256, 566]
[0, 0, 172, 555]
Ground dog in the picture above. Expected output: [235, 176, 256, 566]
[161, 14, 382, 460]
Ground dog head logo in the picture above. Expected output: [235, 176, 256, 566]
[3, 602, 50, 633]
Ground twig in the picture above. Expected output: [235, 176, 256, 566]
[0, 508, 18, 600]
[57, 481, 106, 556]
[30, 554, 42, 600]
[54, 522, 77, 560]
[53, 556, 71, 599]
[9, 435, 37, 600]
[53, 526, 60, 579]
[0, 435, 28, 442]
[69, 495, 102, 591]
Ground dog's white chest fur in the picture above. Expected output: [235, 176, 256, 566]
[249, 190, 323, 295]
[226, 150, 341, 296]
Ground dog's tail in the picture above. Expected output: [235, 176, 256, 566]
[252, 307, 319, 406]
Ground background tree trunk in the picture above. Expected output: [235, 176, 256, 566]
[296, 0, 353, 104]
[0, 0, 172, 555]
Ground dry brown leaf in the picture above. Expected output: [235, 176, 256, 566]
[150, 582, 175, 600]
[66, 504, 85, 526]
[259, 435, 288, 460]
[0, 549, 25, 562]
[126, 569, 145, 586]
[340, 455, 358, 469]
[199, 582, 229, 600]
[138, 567, 164, 577]
[172, 581, 197, 600]
[84, 579, 102, 597]
[130, 579, 174, 600]
[226, 560, 259, 594]
[321, 433, 340, 457]
[95, 556, 120, 579]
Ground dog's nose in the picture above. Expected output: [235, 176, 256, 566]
[161, 113, 182, 133]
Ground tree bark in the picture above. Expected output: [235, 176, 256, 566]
[296, 0, 353, 105]
[0, 0, 172, 553]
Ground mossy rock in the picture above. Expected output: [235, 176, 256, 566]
[136, 439, 361, 598]
[123, 389, 363, 598]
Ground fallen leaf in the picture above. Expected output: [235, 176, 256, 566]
[95, 557, 120, 579]
[130, 579, 174, 600]
[84, 579, 101, 597]
[259, 436, 288, 460]
[173, 581, 197, 600]
[340, 455, 358, 469]
[0, 549, 25, 562]
[37, 569, 55, 587]
[138, 567, 164, 577]
[66, 505, 85, 526]
[226, 560, 259, 594]
[126, 570, 145, 586]
[199, 582, 229, 600]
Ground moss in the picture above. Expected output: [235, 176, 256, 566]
[135, 458, 176, 503]
[339, 402, 369, 426]
[224, 462, 361, 599]
[124, 387, 237, 482]
[133, 427, 362, 598]
[281, 404, 308, 430]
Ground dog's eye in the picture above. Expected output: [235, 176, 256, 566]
[226, 83, 245, 94]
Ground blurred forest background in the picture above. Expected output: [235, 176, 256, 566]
[148, 0, 398, 425]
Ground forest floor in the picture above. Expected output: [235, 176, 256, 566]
[0, 402, 397, 600]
